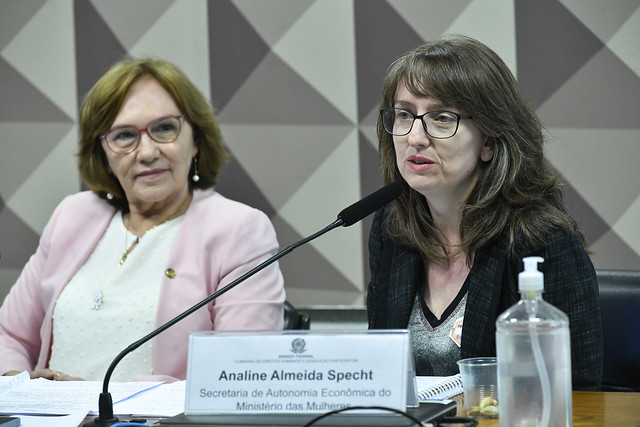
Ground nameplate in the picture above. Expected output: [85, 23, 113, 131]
[184, 330, 416, 414]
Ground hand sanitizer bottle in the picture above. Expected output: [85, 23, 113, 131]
[495, 257, 572, 426]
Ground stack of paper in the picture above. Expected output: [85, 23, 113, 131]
[0, 371, 186, 426]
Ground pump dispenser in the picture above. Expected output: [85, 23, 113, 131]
[495, 257, 572, 427]
[519, 256, 544, 292]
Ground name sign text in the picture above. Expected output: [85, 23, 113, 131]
[185, 330, 415, 414]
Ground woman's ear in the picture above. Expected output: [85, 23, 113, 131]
[480, 136, 494, 162]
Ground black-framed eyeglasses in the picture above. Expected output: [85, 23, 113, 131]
[101, 114, 186, 154]
[380, 108, 472, 139]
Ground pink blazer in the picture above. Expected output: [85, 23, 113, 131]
[0, 189, 285, 381]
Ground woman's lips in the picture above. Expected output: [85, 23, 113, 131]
[137, 168, 166, 179]
[407, 155, 434, 171]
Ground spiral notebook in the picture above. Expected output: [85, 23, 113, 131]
[416, 373, 463, 400]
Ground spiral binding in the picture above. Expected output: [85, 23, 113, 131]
[417, 373, 464, 400]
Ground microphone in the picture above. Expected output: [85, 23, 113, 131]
[337, 182, 402, 226]
[84, 182, 403, 426]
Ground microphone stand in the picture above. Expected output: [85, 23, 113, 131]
[84, 217, 344, 426]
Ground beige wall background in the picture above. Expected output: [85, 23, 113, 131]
[1, 0, 639, 309]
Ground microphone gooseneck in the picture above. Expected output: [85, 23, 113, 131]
[84, 183, 403, 426]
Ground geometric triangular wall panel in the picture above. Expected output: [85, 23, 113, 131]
[2, 0, 639, 307]
[516, 0, 605, 108]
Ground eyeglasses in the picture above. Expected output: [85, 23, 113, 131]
[380, 108, 472, 139]
[101, 114, 185, 154]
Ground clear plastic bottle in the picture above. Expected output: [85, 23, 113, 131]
[495, 257, 572, 427]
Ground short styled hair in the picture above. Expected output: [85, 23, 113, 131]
[77, 58, 229, 210]
[377, 35, 582, 262]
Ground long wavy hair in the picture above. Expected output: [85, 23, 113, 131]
[77, 57, 230, 211]
[377, 35, 583, 264]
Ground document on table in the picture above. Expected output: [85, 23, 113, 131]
[0, 371, 185, 422]
[9, 413, 89, 427]
[109, 380, 185, 417]
[0, 376, 161, 415]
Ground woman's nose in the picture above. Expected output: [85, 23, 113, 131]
[406, 118, 431, 147]
[136, 132, 159, 158]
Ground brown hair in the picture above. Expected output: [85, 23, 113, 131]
[377, 35, 583, 263]
[77, 57, 229, 210]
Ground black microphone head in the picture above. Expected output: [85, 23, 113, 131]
[337, 182, 403, 227]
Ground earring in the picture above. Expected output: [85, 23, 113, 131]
[106, 192, 114, 200]
[192, 156, 200, 182]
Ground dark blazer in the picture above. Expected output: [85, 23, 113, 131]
[367, 206, 603, 391]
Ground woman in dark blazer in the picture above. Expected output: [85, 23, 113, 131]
[367, 35, 602, 391]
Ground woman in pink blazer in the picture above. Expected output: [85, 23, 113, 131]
[0, 58, 285, 382]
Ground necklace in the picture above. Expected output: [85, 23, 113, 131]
[118, 234, 140, 266]
[118, 194, 193, 266]
[90, 195, 192, 311]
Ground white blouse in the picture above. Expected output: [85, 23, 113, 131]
[49, 211, 183, 381]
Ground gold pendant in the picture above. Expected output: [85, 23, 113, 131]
[119, 237, 138, 266]
[119, 250, 128, 266]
